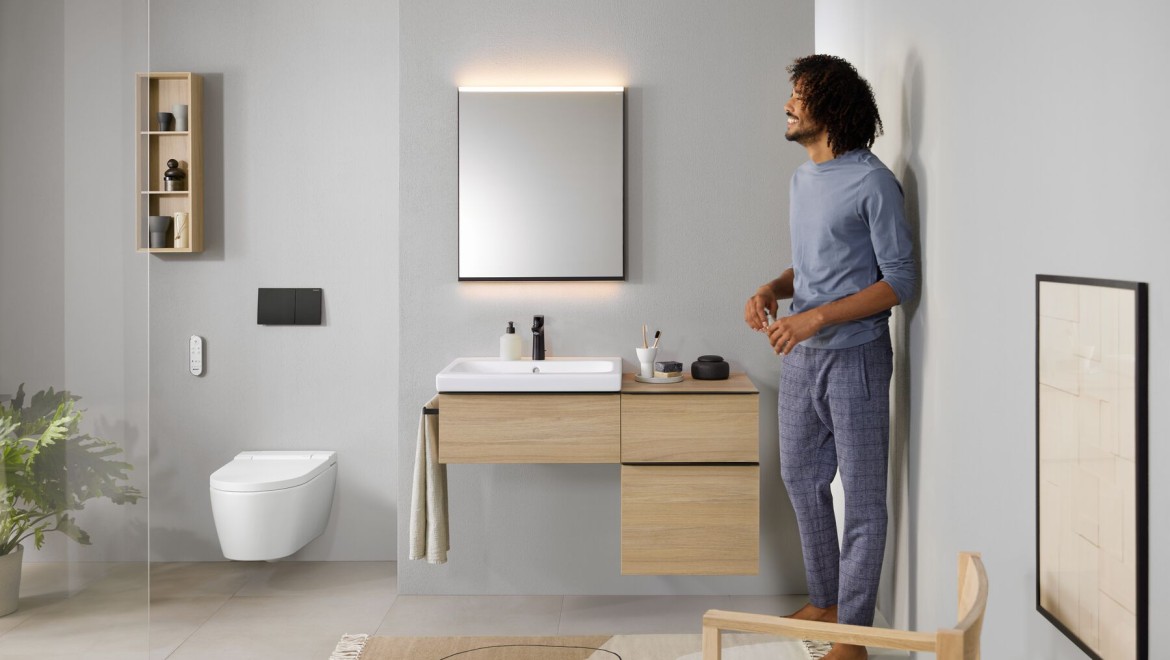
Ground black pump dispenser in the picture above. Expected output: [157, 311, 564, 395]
[506, 321, 515, 334]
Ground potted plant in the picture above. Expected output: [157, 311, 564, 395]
[0, 385, 143, 616]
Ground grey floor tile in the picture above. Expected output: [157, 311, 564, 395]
[726, 594, 810, 617]
[4, 560, 900, 659]
[167, 594, 392, 660]
[235, 560, 396, 600]
[6, 562, 131, 628]
[559, 595, 733, 635]
[147, 593, 232, 659]
[0, 654, 151, 660]
[0, 564, 149, 654]
[376, 595, 563, 636]
[0, 591, 149, 655]
[149, 561, 263, 599]
[17, 562, 119, 598]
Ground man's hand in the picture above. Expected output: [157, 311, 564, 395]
[767, 309, 825, 355]
[745, 286, 779, 332]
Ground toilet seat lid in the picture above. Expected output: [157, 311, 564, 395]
[210, 451, 337, 492]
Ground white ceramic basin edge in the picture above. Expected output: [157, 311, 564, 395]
[436, 356, 623, 392]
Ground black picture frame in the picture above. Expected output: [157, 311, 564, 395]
[1035, 275, 1148, 659]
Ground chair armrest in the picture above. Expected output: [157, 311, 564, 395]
[702, 610, 938, 653]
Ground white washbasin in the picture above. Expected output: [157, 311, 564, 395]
[436, 356, 623, 392]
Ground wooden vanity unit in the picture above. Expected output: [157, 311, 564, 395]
[436, 373, 759, 575]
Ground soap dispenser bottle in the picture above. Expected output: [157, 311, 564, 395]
[500, 321, 521, 360]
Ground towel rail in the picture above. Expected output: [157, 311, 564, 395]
[423, 406, 439, 416]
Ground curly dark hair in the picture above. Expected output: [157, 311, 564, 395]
[787, 54, 883, 156]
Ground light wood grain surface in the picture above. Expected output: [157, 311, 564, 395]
[438, 393, 620, 463]
[621, 393, 758, 463]
[620, 465, 759, 575]
[621, 372, 757, 394]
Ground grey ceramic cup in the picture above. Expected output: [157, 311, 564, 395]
[156, 112, 173, 131]
[171, 104, 188, 131]
[148, 215, 173, 248]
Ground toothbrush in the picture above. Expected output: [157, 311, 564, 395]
[651, 330, 661, 349]
[642, 323, 648, 349]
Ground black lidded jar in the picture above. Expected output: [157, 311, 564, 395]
[691, 354, 730, 380]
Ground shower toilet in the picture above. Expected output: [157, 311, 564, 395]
[210, 450, 337, 560]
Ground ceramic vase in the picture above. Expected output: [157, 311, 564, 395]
[156, 111, 173, 132]
[0, 544, 23, 617]
[172, 212, 190, 249]
[148, 215, 172, 248]
[171, 104, 188, 132]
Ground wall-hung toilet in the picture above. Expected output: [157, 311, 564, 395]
[210, 450, 337, 561]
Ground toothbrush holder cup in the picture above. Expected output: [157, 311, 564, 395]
[635, 347, 658, 378]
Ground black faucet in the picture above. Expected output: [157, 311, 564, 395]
[531, 315, 545, 361]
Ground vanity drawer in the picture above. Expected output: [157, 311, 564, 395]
[620, 394, 758, 463]
[620, 464, 759, 575]
[438, 393, 620, 463]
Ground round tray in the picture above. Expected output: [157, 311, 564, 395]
[634, 374, 684, 384]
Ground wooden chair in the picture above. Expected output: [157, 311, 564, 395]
[702, 551, 988, 660]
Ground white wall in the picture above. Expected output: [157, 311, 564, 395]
[399, 0, 815, 595]
[817, 1, 1169, 656]
[147, 0, 400, 560]
[0, 0, 149, 563]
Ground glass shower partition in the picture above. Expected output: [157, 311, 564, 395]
[0, 0, 150, 655]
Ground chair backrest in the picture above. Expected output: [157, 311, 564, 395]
[701, 551, 989, 660]
[936, 551, 989, 660]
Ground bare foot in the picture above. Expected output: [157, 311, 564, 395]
[820, 642, 868, 659]
[785, 602, 838, 623]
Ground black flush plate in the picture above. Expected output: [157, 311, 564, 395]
[258, 288, 322, 325]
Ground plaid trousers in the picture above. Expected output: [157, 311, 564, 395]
[778, 329, 892, 626]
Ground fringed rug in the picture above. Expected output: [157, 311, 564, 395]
[330, 633, 833, 659]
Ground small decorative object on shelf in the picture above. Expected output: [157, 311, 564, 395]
[172, 211, 190, 249]
[172, 103, 188, 131]
[156, 111, 173, 131]
[148, 215, 173, 248]
[163, 159, 187, 191]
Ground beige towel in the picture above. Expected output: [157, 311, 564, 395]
[409, 395, 449, 563]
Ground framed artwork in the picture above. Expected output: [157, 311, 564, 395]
[1036, 275, 1148, 659]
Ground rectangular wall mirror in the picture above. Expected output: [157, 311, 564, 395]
[458, 87, 625, 280]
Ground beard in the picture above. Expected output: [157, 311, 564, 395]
[785, 120, 822, 146]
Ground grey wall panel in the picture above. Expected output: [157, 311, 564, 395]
[399, 0, 815, 595]
[817, 0, 1170, 656]
[147, 0, 400, 561]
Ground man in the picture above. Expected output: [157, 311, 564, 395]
[744, 54, 915, 660]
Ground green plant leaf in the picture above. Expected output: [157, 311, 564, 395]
[55, 514, 91, 546]
[1, 385, 140, 554]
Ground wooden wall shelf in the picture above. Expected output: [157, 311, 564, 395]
[135, 72, 203, 253]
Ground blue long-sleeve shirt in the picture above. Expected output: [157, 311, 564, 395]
[787, 148, 916, 349]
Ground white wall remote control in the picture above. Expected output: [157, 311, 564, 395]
[190, 335, 204, 376]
